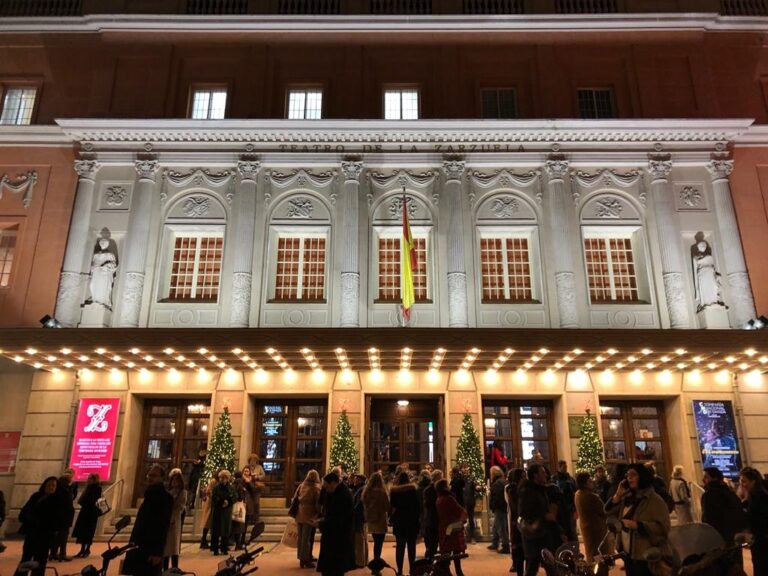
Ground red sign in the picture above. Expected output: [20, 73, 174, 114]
[69, 398, 120, 482]
[0, 432, 21, 473]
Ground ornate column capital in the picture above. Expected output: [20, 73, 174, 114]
[237, 158, 261, 182]
[441, 157, 466, 182]
[544, 156, 569, 180]
[74, 159, 101, 180]
[135, 159, 160, 181]
[340, 158, 364, 182]
[706, 157, 734, 181]
[647, 156, 673, 181]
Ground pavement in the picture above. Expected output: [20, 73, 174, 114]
[0, 539, 755, 576]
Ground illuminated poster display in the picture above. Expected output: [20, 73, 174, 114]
[693, 400, 743, 478]
[0, 432, 21, 473]
[69, 398, 120, 482]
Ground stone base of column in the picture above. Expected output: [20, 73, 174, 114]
[55, 271, 86, 327]
[340, 272, 360, 328]
[662, 272, 691, 328]
[79, 303, 112, 328]
[230, 272, 253, 327]
[697, 305, 730, 329]
[554, 271, 579, 328]
[447, 272, 469, 328]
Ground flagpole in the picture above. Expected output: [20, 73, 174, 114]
[401, 185, 407, 328]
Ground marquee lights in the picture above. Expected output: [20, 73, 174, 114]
[335, 347, 349, 370]
[368, 347, 380, 371]
[430, 348, 446, 371]
[301, 348, 320, 370]
[400, 347, 412, 370]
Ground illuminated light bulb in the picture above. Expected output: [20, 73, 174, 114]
[573, 348, 583, 355]
[725, 356, 736, 364]
[627, 355, 637, 362]
[539, 348, 549, 355]
[112, 355, 122, 362]
[658, 370, 672, 385]
[675, 348, 686, 355]
[760, 356, 768, 364]
[688, 369, 702, 385]
[542, 369, 556, 384]
[660, 356, 670, 363]
[334, 347, 343, 354]
[595, 355, 605, 362]
[164, 348, 174, 355]
[693, 356, 702, 363]
[64, 361, 76, 368]
[642, 348, 652, 355]
[198, 347, 208, 354]
[25, 347, 37, 355]
[156, 361, 166, 368]
[369, 347, 379, 354]
[51, 367, 60, 374]
[470, 347, 480, 354]
[187, 362, 196, 369]
[217, 362, 226, 369]
[95, 348, 106, 355]
[629, 370, 643, 385]
[208, 355, 218, 362]
[241, 355, 251, 362]
[283, 369, 298, 384]
[585, 362, 594, 369]
[79, 355, 89, 362]
[676, 363, 686, 370]
[33, 362, 43, 369]
[531, 355, 540, 363]
[715, 370, 730, 384]
[523, 362, 532, 369]
[175, 355, 185, 362]
[746, 370, 763, 387]
[110, 367, 119, 375]
[233, 348, 243, 355]
[144, 355, 153, 362]
[427, 369, 440, 384]
[504, 348, 514, 355]
[61, 348, 72, 355]
[554, 362, 563, 369]
[492, 362, 501, 370]
[513, 369, 528, 385]
[95, 362, 105, 369]
[607, 348, 617, 355]
[249, 363, 258, 370]
[47, 355, 56, 362]
[616, 362, 625, 369]
[455, 369, 470, 385]
[745, 348, 757, 357]
[646, 363, 656, 370]
[707, 363, 718, 370]
[130, 348, 140, 355]
[563, 355, 572, 363]
[739, 363, 749, 371]
[483, 369, 499, 384]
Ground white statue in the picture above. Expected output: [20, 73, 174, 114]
[691, 232, 725, 312]
[87, 238, 118, 310]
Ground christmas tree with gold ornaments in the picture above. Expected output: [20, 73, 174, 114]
[456, 411, 485, 488]
[576, 409, 605, 474]
[202, 407, 237, 485]
[329, 410, 359, 474]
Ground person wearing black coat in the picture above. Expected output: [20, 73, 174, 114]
[389, 471, 421, 576]
[701, 467, 745, 566]
[422, 470, 441, 560]
[460, 464, 477, 544]
[316, 472, 355, 576]
[123, 465, 173, 576]
[15, 476, 63, 576]
[518, 465, 559, 576]
[72, 473, 102, 558]
[49, 473, 76, 562]
[740, 467, 768, 576]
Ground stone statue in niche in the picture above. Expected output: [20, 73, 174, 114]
[691, 231, 726, 312]
[85, 229, 119, 310]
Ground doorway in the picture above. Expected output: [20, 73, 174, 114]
[366, 396, 444, 476]
[252, 399, 327, 500]
[134, 400, 211, 503]
[482, 400, 557, 472]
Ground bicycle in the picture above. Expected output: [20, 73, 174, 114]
[214, 521, 266, 576]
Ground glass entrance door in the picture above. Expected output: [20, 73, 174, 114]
[482, 401, 556, 472]
[134, 400, 211, 503]
[367, 397, 444, 476]
[600, 401, 669, 479]
[253, 400, 327, 499]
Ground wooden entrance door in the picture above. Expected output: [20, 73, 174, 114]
[134, 400, 211, 503]
[253, 400, 327, 499]
[367, 396, 444, 475]
[482, 400, 557, 472]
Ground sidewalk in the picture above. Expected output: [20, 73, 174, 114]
[0, 539, 754, 576]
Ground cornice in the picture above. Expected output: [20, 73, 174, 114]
[0, 125, 71, 147]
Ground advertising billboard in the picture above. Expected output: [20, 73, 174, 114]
[69, 398, 120, 482]
[692, 400, 743, 478]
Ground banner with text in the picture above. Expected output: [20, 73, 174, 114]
[692, 400, 743, 479]
[69, 397, 120, 482]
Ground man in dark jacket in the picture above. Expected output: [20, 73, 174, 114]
[123, 465, 173, 576]
[422, 470, 441, 560]
[316, 472, 355, 576]
[553, 460, 577, 541]
[460, 464, 477, 544]
[488, 465, 509, 553]
[518, 464, 559, 576]
[702, 466, 746, 565]
[49, 473, 76, 561]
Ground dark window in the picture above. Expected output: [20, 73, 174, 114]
[577, 88, 615, 119]
[481, 88, 517, 119]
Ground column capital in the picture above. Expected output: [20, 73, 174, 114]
[441, 157, 466, 182]
[237, 158, 261, 182]
[340, 158, 364, 182]
[135, 159, 160, 182]
[647, 156, 672, 181]
[544, 156, 569, 180]
[706, 157, 734, 180]
[74, 159, 101, 180]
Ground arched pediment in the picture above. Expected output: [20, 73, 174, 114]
[166, 191, 227, 221]
[270, 191, 331, 223]
[580, 191, 641, 223]
[476, 191, 538, 223]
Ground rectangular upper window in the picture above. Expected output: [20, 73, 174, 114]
[481, 88, 517, 119]
[480, 235, 533, 302]
[577, 88, 615, 119]
[287, 89, 323, 120]
[273, 234, 327, 302]
[384, 88, 419, 120]
[583, 235, 639, 303]
[167, 234, 224, 302]
[189, 87, 227, 120]
[377, 235, 429, 302]
[0, 225, 18, 287]
[0, 87, 37, 125]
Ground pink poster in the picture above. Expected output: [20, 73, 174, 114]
[0, 432, 21, 474]
[69, 398, 121, 482]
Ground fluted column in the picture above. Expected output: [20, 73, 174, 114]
[545, 157, 579, 328]
[230, 158, 260, 327]
[117, 159, 159, 327]
[707, 158, 756, 327]
[339, 159, 363, 327]
[442, 158, 469, 327]
[648, 157, 691, 328]
[55, 159, 101, 327]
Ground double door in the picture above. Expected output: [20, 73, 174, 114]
[483, 400, 557, 472]
[253, 400, 327, 500]
[600, 401, 669, 479]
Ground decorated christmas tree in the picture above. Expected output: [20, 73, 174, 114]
[576, 410, 605, 474]
[329, 410, 359, 474]
[202, 407, 237, 485]
[455, 412, 484, 488]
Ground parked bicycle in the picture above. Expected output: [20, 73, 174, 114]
[214, 521, 266, 576]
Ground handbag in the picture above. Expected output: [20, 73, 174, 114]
[281, 517, 299, 548]
[232, 501, 246, 523]
[95, 497, 111, 516]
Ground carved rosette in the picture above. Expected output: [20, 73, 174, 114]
[447, 272, 469, 328]
[341, 160, 364, 182]
[340, 272, 360, 328]
[441, 159, 466, 182]
[230, 272, 252, 327]
[135, 160, 159, 182]
[727, 271, 756, 328]
[237, 160, 261, 182]
[119, 272, 145, 327]
[647, 159, 672, 181]
[554, 271, 578, 328]
[74, 160, 101, 181]
[544, 158, 570, 181]
[55, 271, 85, 327]
[706, 159, 734, 182]
[662, 273, 690, 328]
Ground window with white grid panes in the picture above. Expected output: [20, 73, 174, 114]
[274, 234, 327, 301]
[384, 89, 419, 120]
[480, 236, 533, 302]
[481, 88, 517, 119]
[583, 236, 639, 302]
[0, 87, 37, 125]
[577, 88, 615, 119]
[167, 235, 223, 301]
[0, 226, 18, 287]
[377, 236, 428, 302]
[190, 87, 228, 119]
[287, 89, 323, 119]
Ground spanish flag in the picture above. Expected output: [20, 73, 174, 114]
[401, 189, 417, 323]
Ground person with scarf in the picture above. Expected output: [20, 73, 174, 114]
[15, 476, 63, 576]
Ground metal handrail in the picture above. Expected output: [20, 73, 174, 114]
[99, 478, 124, 528]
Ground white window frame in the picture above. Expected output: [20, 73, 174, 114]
[0, 86, 37, 125]
[268, 229, 329, 302]
[189, 86, 228, 120]
[581, 225, 649, 304]
[384, 88, 420, 120]
[477, 227, 540, 303]
[159, 225, 225, 302]
[286, 88, 323, 119]
[373, 226, 432, 303]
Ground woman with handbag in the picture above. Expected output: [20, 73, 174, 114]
[295, 469, 321, 569]
[163, 470, 187, 571]
[72, 473, 102, 558]
[237, 466, 257, 549]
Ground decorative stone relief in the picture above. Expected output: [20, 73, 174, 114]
[647, 158, 672, 181]
[340, 160, 364, 182]
[441, 158, 466, 182]
[674, 184, 707, 211]
[162, 167, 234, 204]
[229, 272, 252, 327]
[0, 171, 37, 208]
[119, 271, 145, 327]
[706, 158, 734, 180]
[105, 186, 127, 207]
[267, 168, 336, 189]
[595, 197, 623, 219]
[340, 272, 360, 328]
[75, 160, 101, 180]
[447, 272, 469, 328]
[571, 168, 641, 189]
[135, 159, 159, 181]
[469, 169, 540, 191]
[368, 169, 435, 191]
[662, 272, 690, 329]
[55, 271, 85, 327]
[389, 196, 418, 219]
[544, 158, 569, 180]
[728, 271, 756, 328]
[554, 271, 579, 328]
[237, 158, 261, 181]
[182, 196, 211, 218]
[490, 196, 520, 218]
[286, 198, 314, 219]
